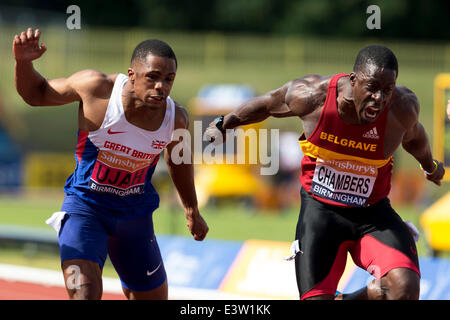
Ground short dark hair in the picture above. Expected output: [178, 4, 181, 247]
[353, 44, 398, 76]
[131, 39, 177, 68]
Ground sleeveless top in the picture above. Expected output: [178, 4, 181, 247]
[64, 73, 176, 215]
[299, 73, 393, 207]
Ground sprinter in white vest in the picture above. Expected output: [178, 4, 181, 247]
[13, 27, 209, 300]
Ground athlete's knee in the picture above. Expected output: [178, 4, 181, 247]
[68, 283, 102, 300]
[62, 259, 103, 300]
[122, 280, 168, 300]
[382, 268, 420, 300]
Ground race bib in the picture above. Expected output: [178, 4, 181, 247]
[88, 150, 157, 197]
[311, 158, 378, 207]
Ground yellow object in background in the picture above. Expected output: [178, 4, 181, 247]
[190, 84, 273, 207]
[434, 73, 450, 181]
[24, 153, 74, 189]
[218, 239, 299, 299]
[218, 239, 359, 299]
[420, 192, 450, 252]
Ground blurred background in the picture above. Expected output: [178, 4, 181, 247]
[0, 0, 449, 299]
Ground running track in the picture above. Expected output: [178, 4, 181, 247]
[0, 263, 126, 300]
[0, 278, 125, 300]
[0, 263, 257, 300]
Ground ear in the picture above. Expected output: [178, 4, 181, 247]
[349, 72, 356, 86]
[127, 68, 135, 84]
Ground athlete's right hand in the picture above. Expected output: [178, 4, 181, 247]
[13, 28, 47, 61]
[205, 119, 226, 145]
[185, 208, 209, 241]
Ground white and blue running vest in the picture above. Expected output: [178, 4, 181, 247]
[64, 73, 176, 215]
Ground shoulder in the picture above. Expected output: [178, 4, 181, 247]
[390, 85, 420, 129]
[285, 74, 333, 116]
[172, 100, 190, 129]
[289, 74, 331, 90]
[69, 70, 118, 99]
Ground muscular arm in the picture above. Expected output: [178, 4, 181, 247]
[403, 121, 434, 168]
[222, 74, 324, 130]
[15, 62, 97, 107]
[164, 104, 208, 240]
[13, 27, 115, 109]
[400, 90, 445, 185]
[13, 28, 80, 106]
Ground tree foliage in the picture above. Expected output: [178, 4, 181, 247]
[3, 0, 450, 40]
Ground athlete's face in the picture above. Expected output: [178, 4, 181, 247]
[350, 64, 397, 125]
[128, 54, 177, 108]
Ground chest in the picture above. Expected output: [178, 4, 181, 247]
[89, 122, 171, 161]
[302, 106, 405, 158]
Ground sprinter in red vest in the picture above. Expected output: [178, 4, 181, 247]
[206, 44, 445, 300]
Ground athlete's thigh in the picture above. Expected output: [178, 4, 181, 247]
[57, 196, 110, 299]
[295, 188, 355, 299]
[350, 199, 420, 279]
[58, 206, 109, 268]
[108, 232, 167, 295]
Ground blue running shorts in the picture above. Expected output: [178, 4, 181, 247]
[57, 194, 166, 292]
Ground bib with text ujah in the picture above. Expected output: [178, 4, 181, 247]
[311, 158, 378, 207]
[89, 149, 158, 197]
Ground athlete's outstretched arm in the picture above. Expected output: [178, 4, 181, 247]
[205, 75, 324, 142]
[13, 27, 113, 109]
[164, 105, 209, 241]
[400, 92, 445, 186]
[222, 83, 294, 128]
[13, 27, 84, 106]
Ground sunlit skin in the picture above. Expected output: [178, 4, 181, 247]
[348, 64, 397, 125]
[122, 55, 177, 131]
[126, 55, 177, 110]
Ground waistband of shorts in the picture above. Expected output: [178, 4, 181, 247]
[62, 193, 158, 217]
[300, 187, 390, 211]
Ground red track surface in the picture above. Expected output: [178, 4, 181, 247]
[0, 279, 125, 300]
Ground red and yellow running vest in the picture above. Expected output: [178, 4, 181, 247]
[299, 73, 393, 207]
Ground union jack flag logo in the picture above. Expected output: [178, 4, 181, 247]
[152, 139, 167, 149]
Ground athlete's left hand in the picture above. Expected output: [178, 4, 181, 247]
[185, 208, 209, 241]
[424, 161, 445, 186]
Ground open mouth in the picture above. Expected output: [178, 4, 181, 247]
[364, 105, 382, 120]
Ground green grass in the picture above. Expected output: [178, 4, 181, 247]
[0, 191, 299, 241]
[0, 191, 304, 275]
[0, 191, 424, 242]
[0, 191, 431, 244]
